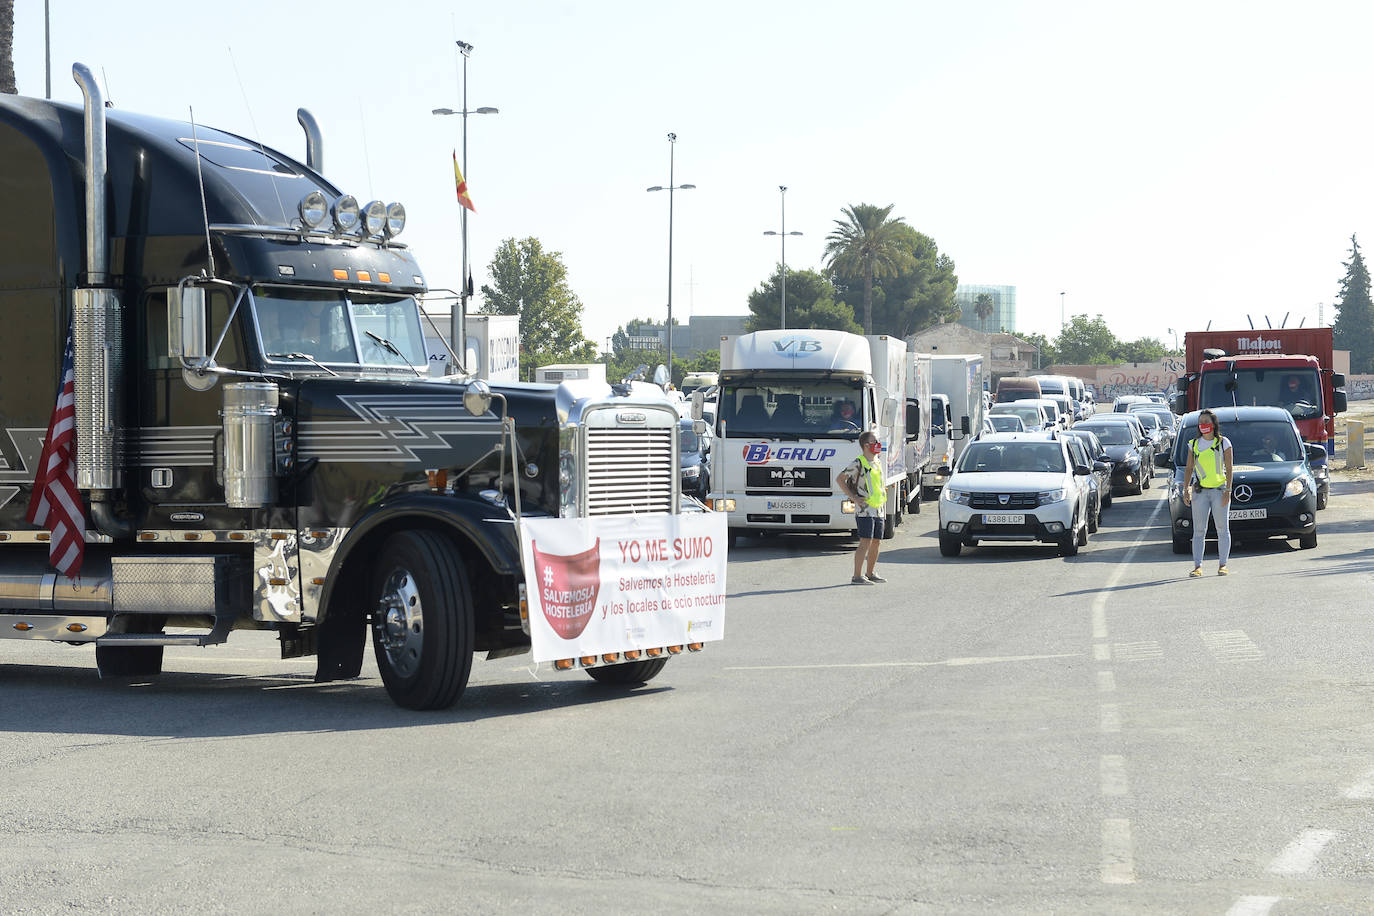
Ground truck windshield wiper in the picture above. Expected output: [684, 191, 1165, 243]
[364, 331, 424, 376]
[267, 352, 339, 377]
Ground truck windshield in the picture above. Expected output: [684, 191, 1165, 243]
[254, 287, 427, 369]
[718, 379, 866, 439]
[1201, 367, 1321, 419]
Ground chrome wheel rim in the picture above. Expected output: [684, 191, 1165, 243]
[375, 568, 423, 678]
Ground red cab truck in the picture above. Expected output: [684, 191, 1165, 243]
[1171, 328, 1347, 508]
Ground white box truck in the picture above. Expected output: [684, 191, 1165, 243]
[464, 314, 521, 381]
[535, 363, 607, 385]
[903, 353, 934, 511]
[710, 330, 907, 543]
[922, 354, 985, 492]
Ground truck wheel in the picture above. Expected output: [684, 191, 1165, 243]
[371, 530, 474, 711]
[1299, 531, 1318, 549]
[938, 532, 962, 557]
[1172, 534, 1190, 555]
[586, 657, 668, 685]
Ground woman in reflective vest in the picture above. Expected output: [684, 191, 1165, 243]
[1181, 409, 1234, 577]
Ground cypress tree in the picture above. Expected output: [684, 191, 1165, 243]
[1334, 235, 1374, 373]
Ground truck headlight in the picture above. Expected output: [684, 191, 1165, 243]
[841, 499, 856, 514]
[1037, 488, 1067, 506]
[711, 498, 735, 512]
[942, 487, 971, 505]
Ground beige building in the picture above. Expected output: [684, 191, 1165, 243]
[907, 324, 1041, 382]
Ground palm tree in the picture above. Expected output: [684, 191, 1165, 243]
[0, 0, 14, 95]
[974, 293, 995, 332]
[823, 203, 910, 335]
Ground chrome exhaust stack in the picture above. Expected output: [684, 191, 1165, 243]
[71, 64, 125, 501]
[297, 108, 323, 173]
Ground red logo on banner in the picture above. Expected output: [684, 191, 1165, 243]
[532, 538, 601, 639]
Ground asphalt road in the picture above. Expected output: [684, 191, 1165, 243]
[3, 469, 1374, 914]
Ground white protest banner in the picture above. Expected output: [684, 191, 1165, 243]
[519, 512, 727, 663]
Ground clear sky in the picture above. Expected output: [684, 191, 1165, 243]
[12, 1, 1374, 350]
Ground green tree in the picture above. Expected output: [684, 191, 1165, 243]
[974, 293, 995, 332]
[823, 203, 912, 335]
[831, 224, 960, 338]
[1112, 337, 1167, 363]
[479, 237, 596, 376]
[745, 267, 860, 333]
[1053, 314, 1118, 365]
[1334, 234, 1374, 373]
[0, 0, 14, 95]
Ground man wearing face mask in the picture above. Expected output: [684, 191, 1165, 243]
[1181, 409, 1234, 577]
[837, 431, 887, 584]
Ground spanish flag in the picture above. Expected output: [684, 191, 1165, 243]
[453, 150, 476, 212]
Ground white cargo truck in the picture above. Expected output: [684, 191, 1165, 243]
[464, 314, 521, 381]
[920, 354, 984, 494]
[903, 353, 934, 512]
[710, 330, 905, 544]
[535, 363, 607, 384]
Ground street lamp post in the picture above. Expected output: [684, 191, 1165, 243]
[1060, 291, 1066, 329]
[763, 185, 803, 330]
[646, 133, 695, 383]
[432, 39, 499, 363]
[1166, 327, 1180, 352]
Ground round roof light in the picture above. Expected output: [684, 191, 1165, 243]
[298, 190, 328, 229]
[384, 202, 406, 238]
[361, 200, 387, 238]
[332, 195, 360, 233]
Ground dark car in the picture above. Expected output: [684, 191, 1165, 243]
[1130, 405, 1177, 459]
[1063, 434, 1107, 532]
[1064, 428, 1114, 514]
[1166, 407, 1319, 554]
[679, 417, 711, 498]
[1076, 417, 1154, 495]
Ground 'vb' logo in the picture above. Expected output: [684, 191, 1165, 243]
[772, 336, 823, 359]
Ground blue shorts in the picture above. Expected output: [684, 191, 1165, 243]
[856, 516, 885, 540]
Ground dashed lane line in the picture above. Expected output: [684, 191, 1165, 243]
[1267, 829, 1338, 876]
[1100, 818, 1136, 884]
[1225, 897, 1281, 916]
[725, 653, 1080, 672]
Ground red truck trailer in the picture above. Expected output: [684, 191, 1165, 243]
[1171, 328, 1347, 508]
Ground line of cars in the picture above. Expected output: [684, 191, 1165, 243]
[938, 388, 1325, 558]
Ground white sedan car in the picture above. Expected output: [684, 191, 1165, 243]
[937, 432, 1094, 557]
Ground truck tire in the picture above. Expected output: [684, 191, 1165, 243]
[371, 530, 474, 711]
[586, 657, 668, 685]
[938, 532, 962, 557]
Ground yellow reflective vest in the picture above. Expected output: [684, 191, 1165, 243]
[1191, 436, 1227, 488]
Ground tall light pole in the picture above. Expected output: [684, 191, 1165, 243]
[647, 133, 695, 383]
[432, 40, 499, 361]
[1060, 291, 1066, 329]
[763, 185, 803, 330]
[1166, 327, 1180, 352]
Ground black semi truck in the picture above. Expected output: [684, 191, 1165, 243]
[0, 64, 688, 709]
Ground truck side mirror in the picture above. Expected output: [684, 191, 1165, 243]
[693, 419, 707, 437]
[1334, 390, 1348, 413]
[905, 401, 921, 439]
[881, 397, 898, 428]
[1170, 393, 1187, 414]
[1332, 372, 1347, 388]
[691, 390, 706, 421]
[168, 285, 208, 361]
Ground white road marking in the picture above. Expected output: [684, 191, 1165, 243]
[1097, 670, 1116, 693]
[1101, 818, 1136, 884]
[1100, 704, 1121, 734]
[1267, 829, 1337, 876]
[1341, 768, 1374, 799]
[1226, 897, 1281, 916]
[1100, 754, 1128, 796]
[1094, 642, 1111, 661]
[1092, 604, 1108, 640]
[1112, 640, 1164, 661]
[725, 653, 1080, 672]
[1201, 629, 1264, 663]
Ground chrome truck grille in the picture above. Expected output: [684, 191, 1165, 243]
[585, 427, 674, 515]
